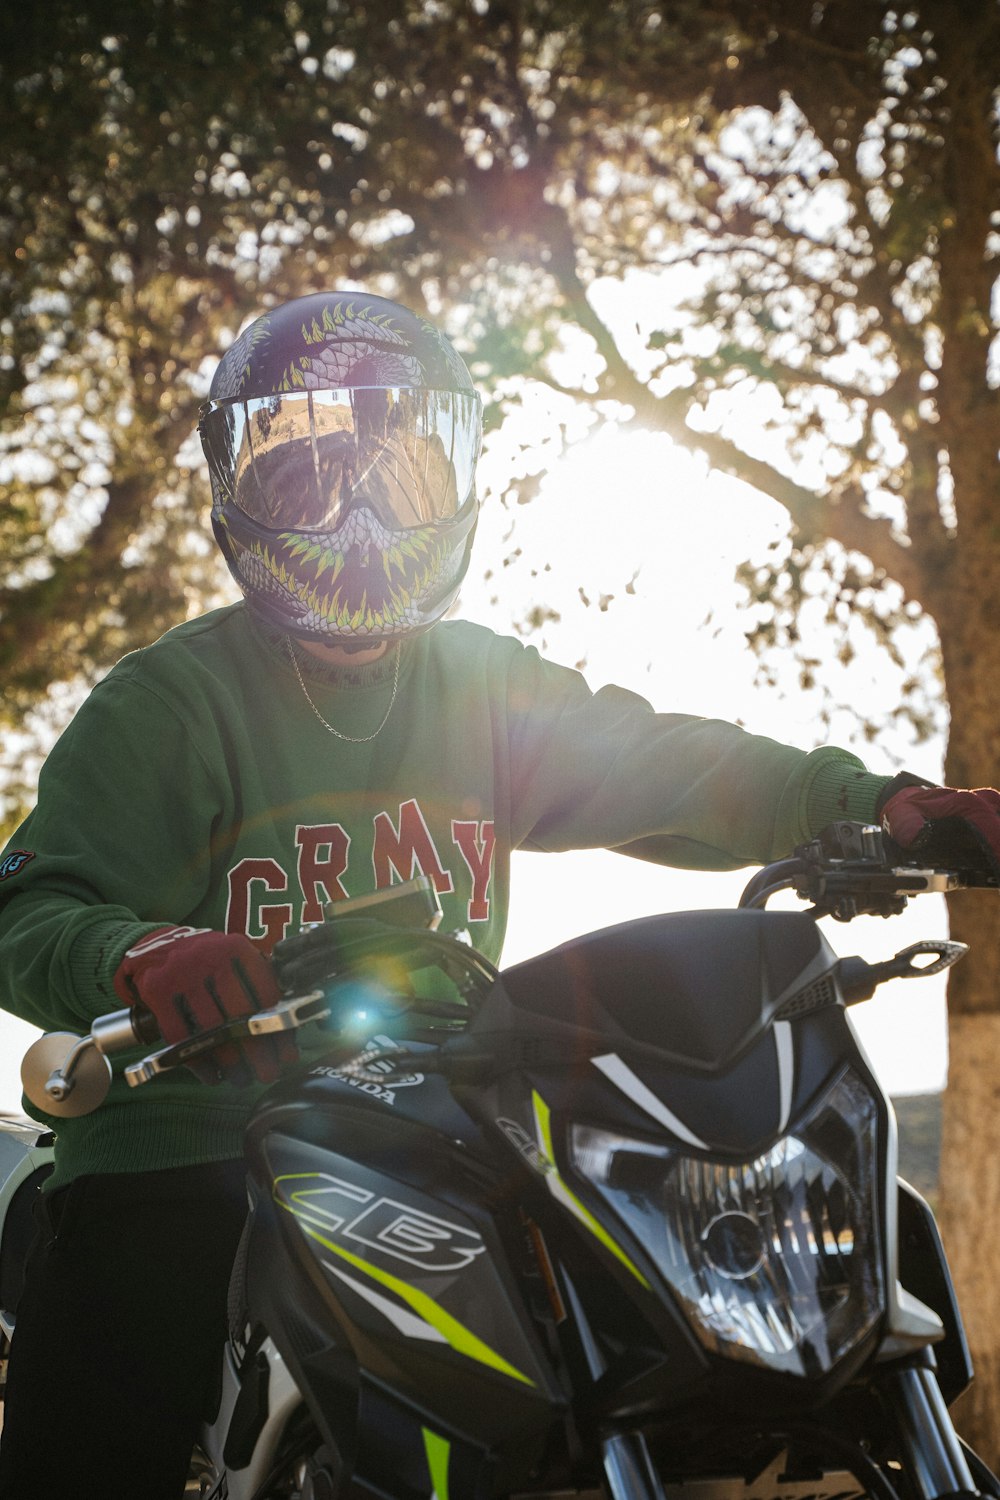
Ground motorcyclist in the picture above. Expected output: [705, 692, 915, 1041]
[1, 289, 998, 1499]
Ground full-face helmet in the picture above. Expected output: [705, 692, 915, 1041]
[199, 291, 482, 643]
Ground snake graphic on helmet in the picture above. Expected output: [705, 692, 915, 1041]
[199, 292, 482, 644]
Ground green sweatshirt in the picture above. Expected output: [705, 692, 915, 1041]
[0, 604, 890, 1187]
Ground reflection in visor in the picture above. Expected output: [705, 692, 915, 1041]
[202, 388, 481, 532]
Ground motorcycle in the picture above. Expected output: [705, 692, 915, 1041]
[2, 822, 999, 1500]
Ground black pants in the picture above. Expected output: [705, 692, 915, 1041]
[0, 1161, 250, 1500]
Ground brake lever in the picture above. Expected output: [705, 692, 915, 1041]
[796, 864, 965, 921]
[123, 991, 329, 1087]
[790, 822, 970, 920]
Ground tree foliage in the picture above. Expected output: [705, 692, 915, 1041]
[3, 0, 1000, 1453]
[0, 0, 739, 812]
[3, 2, 996, 760]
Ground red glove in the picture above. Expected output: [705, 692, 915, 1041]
[114, 926, 296, 1085]
[880, 783, 1000, 876]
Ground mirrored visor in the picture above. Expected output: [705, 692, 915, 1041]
[201, 387, 481, 531]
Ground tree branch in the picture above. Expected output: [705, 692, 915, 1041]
[524, 186, 929, 605]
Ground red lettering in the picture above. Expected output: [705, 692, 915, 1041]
[226, 858, 292, 949]
[296, 823, 351, 922]
[451, 821, 496, 922]
[372, 799, 454, 895]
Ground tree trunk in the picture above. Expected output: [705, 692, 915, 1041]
[939, 1010, 1000, 1471]
[934, 609, 1000, 1471]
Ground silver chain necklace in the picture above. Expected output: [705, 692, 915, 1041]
[285, 637, 401, 743]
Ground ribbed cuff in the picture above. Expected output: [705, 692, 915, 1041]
[68, 912, 167, 1023]
[804, 755, 893, 836]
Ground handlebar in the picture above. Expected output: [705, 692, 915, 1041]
[19, 991, 333, 1118]
[21, 834, 996, 1116]
[738, 820, 997, 920]
[20, 877, 498, 1116]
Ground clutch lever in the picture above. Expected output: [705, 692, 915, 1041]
[124, 991, 329, 1086]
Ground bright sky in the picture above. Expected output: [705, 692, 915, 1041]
[0, 387, 951, 1113]
[462, 419, 950, 1100]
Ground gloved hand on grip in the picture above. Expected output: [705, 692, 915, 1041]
[879, 780, 1000, 879]
[113, 926, 297, 1085]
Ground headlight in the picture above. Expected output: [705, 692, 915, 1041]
[569, 1070, 884, 1377]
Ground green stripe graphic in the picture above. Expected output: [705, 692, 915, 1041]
[422, 1428, 451, 1500]
[275, 1181, 536, 1386]
[532, 1091, 650, 1289]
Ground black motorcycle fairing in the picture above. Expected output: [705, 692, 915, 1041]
[272, 1039, 494, 1147]
[349, 1380, 502, 1500]
[231, 1177, 361, 1482]
[544, 1003, 865, 1159]
[243, 1074, 566, 1473]
[895, 1179, 973, 1405]
[483, 910, 840, 1073]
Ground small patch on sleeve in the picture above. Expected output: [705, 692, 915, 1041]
[0, 850, 35, 881]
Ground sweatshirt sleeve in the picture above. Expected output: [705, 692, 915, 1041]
[503, 644, 890, 868]
[0, 666, 223, 1034]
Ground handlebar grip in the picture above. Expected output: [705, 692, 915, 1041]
[129, 1003, 161, 1045]
[89, 1004, 161, 1054]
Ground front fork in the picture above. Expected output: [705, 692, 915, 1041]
[879, 1361, 979, 1499]
[601, 1432, 667, 1500]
